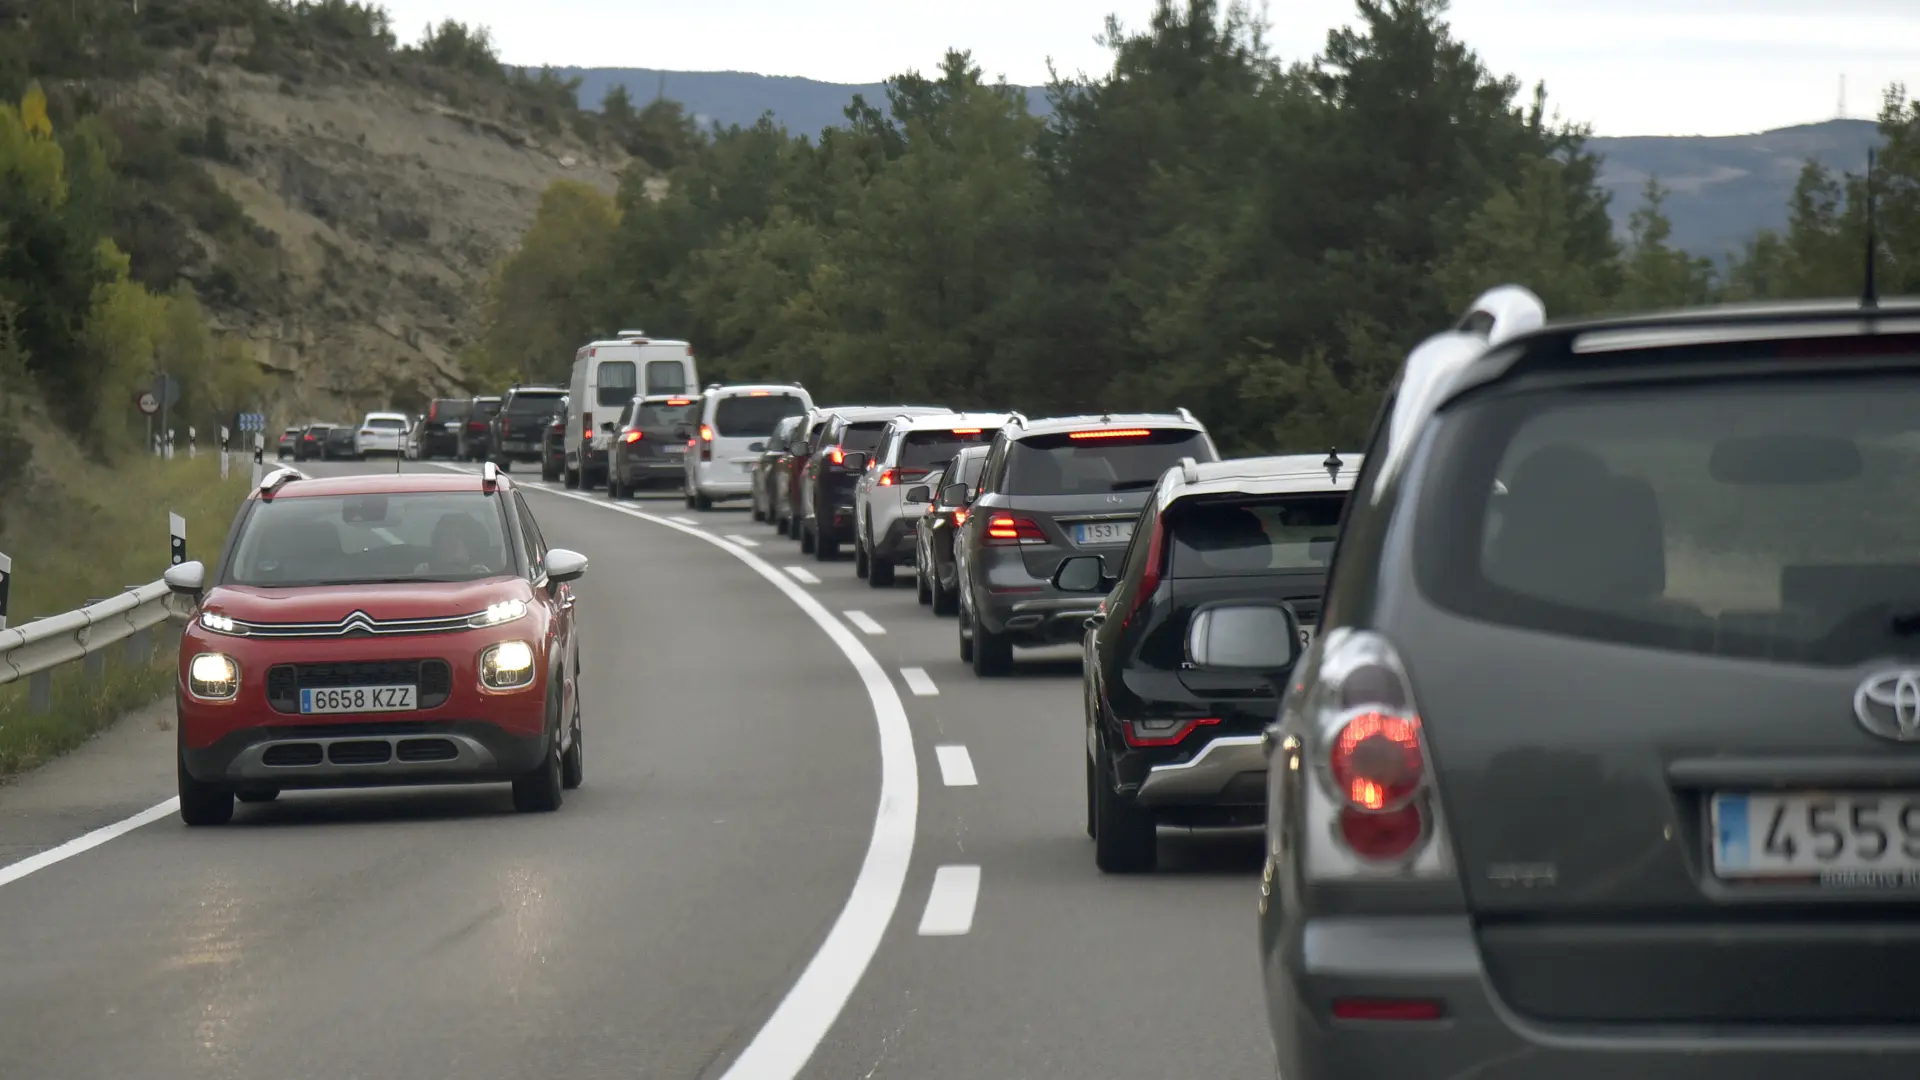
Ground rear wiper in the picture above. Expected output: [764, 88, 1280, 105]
[1892, 610, 1920, 636]
[1108, 480, 1157, 491]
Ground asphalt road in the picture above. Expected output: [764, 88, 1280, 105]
[0, 457, 1274, 1079]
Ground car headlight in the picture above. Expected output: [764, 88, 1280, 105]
[188, 652, 240, 699]
[199, 611, 246, 636]
[468, 598, 527, 628]
[479, 640, 536, 690]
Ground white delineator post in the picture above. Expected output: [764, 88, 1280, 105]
[219, 426, 230, 479]
[169, 513, 186, 566]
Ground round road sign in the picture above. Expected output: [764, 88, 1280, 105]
[135, 391, 159, 416]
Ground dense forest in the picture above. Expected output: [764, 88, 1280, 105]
[470, 0, 1920, 454]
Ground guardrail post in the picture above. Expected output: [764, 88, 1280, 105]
[0, 550, 10, 631]
[83, 647, 104, 682]
[126, 626, 151, 664]
[27, 669, 49, 714]
[169, 513, 186, 566]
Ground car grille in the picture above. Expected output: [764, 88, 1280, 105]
[328, 740, 392, 765]
[262, 743, 323, 767]
[265, 659, 451, 714]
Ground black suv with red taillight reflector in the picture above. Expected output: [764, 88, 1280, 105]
[1262, 283, 1920, 1080]
[1054, 452, 1358, 873]
[952, 412, 1218, 676]
[458, 395, 502, 462]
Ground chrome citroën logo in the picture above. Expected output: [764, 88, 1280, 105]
[340, 611, 377, 635]
[1853, 670, 1920, 741]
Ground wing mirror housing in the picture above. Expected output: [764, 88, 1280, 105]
[1051, 555, 1112, 594]
[163, 560, 205, 596]
[905, 485, 932, 504]
[545, 548, 589, 585]
[941, 482, 970, 505]
[840, 451, 870, 472]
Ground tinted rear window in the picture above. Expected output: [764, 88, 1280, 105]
[597, 361, 636, 406]
[471, 399, 501, 417]
[900, 428, 997, 469]
[840, 421, 889, 453]
[645, 359, 688, 394]
[714, 394, 807, 436]
[636, 401, 697, 427]
[430, 399, 468, 421]
[1004, 429, 1210, 495]
[954, 450, 988, 488]
[507, 393, 566, 416]
[1170, 493, 1346, 577]
[1416, 371, 1920, 665]
[368, 418, 407, 430]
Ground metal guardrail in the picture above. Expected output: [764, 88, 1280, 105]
[0, 581, 190, 709]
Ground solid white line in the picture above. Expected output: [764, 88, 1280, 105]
[0, 798, 180, 890]
[899, 667, 939, 696]
[934, 745, 977, 787]
[453, 464, 919, 1080]
[725, 535, 760, 547]
[785, 566, 820, 585]
[842, 610, 885, 636]
[670, 516, 699, 526]
[916, 865, 981, 936]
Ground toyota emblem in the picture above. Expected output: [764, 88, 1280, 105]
[1853, 669, 1920, 741]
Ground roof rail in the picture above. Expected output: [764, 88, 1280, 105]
[1175, 407, 1198, 425]
[1178, 456, 1200, 484]
[258, 467, 306, 496]
[481, 461, 500, 490]
[1007, 412, 1027, 427]
[1455, 284, 1546, 347]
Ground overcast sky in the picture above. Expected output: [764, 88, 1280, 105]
[376, 0, 1917, 137]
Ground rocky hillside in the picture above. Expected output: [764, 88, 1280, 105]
[114, 57, 625, 419]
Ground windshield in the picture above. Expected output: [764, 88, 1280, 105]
[597, 361, 636, 406]
[1169, 493, 1346, 576]
[507, 394, 566, 417]
[1417, 372, 1920, 665]
[714, 394, 806, 436]
[900, 428, 997, 470]
[1003, 429, 1210, 495]
[227, 492, 514, 587]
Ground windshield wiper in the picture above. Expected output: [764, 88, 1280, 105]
[306, 576, 465, 585]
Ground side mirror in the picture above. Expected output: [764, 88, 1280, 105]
[905, 485, 932, 504]
[1051, 555, 1108, 593]
[749, 441, 766, 453]
[1185, 602, 1300, 671]
[941, 483, 970, 506]
[546, 548, 589, 584]
[841, 451, 869, 471]
[163, 560, 205, 595]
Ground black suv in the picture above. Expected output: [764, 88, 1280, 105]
[419, 397, 469, 459]
[489, 386, 567, 469]
[458, 395, 502, 461]
[914, 443, 991, 615]
[800, 406, 949, 559]
[1053, 452, 1357, 873]
[1258, 284, 1920, 1080]
[953, 412, 1218, 675]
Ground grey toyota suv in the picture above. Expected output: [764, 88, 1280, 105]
[1258, 283, 1920, 1080]
[953, 411, 1218, 676]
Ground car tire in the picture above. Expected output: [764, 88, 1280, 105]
[869, 550, 895, 588]
[958, 603, 975, 663]
[561, 678, 584, 791]
[854, 534, 870, 579]
[512, 726, 565, 813]
[816, 530, 839, 561]
[564, 465, 580, 489]
[932, 572, 959, 617]
[916, 562, 932, 605]
[177, 752, 234, 826]
[971, 619, 1013, 677]
[236, 788, 280, 804]
[684, 488, 697, 509]
[1093, 739, 1157, 873]
[694, 491, 713, 511]
[607, 471, 623, 499]
[800, 523, 816, 554]
[1085, 753, 1097, 839]
[541, 457, 558, 482]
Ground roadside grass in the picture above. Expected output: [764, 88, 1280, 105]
[0, 451, 251, 778]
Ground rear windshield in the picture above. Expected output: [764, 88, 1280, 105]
[1416, 371, 1920, 665]
[900, 428, 997, 470]
[228, 492, 513, 587]
[367, 417, 407, 430]
[1004, 429, 1210, 496]
[839, 421, 889, 453]
[429, 399, 468, 421]
[952, 450, 988, 488]
[714, 394, 807, 436]
[635, 400, 697, 427]
[471, 399, 502, 418]
[507, 393, 566, 416]
[645, 359, 688, 394]
[1170, 494, 1345, 577]
[597, 361, 636, 406]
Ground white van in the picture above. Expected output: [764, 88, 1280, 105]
[566, 331, 698, 488]
[684, 383, 812, 510]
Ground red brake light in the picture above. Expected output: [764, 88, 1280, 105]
[878, 468, 895, 486]
[749, 390, 770, 396]
[429, 402, 438, 420]
[1330, 997, 1443, 1022]
[622, 430, 642, 443]
[1069, 428, 1152, 440]
[469, 420, 486, 431]
[828, 446, 844, 465]
[1329, 711, 1425, 811]
[984, 515, 1045, 544]
[1123, 716, 1220, 748]
[699, 424, 714, 441]
[952, 507, 968, 526]
[667, 398, 691, 406]
[951, 428, 981, 434]
[1336, 804, 1426, 862]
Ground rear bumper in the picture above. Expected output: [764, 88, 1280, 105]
[181, 719, 546, 788]
[1135, 734, 1266, 806]
[990, 595, 1102, 644]
[871, 517, 917, 560]
[692, 462, 752, 497]
[1270, 915, 1920, 1080]
[620, 457, 685, 483]
[495, 439, 543, 459]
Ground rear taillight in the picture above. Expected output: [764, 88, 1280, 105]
[698, 424, 713, 461]
[952, 508, 968, 526]
[622, 430, 642, 443]
[984, 515, 1045, 545]
[1291, 632, 1452, 879]
[877, 468, 895, 486]
[1122, 514, 1166, 628]
[582, 411, 593, 440]
[827, 446, 844, 465]
[469, 420, 485, 432]
[1123, 716, 1219, 748]
[429, 402, 438, 420]
[699, 424, 714, 441]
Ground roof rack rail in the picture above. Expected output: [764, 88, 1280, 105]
[1175, 407, 1198, 424]
[481, 461, 500, 490]
[1454, 284, 1546, 347]
[1178, 456, 1200, 484]
[1007, 412, 1027, 427]
[258, 467, 306, 496]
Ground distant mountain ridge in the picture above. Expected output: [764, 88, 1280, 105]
[551, 67, 1883, 261]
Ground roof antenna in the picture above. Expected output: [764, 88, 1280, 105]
[1323, 447, 1342, 483]
[1864, 146, 1880, 311]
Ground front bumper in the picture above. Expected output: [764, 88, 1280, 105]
[181, 717, 546, 787]
[1268, 915, 1920, 1080]
[1134, 734, 1266, 806]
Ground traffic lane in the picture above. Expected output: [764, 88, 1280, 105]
[791, 560, 1273, 1079]
[0, 461, 883, 1080]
